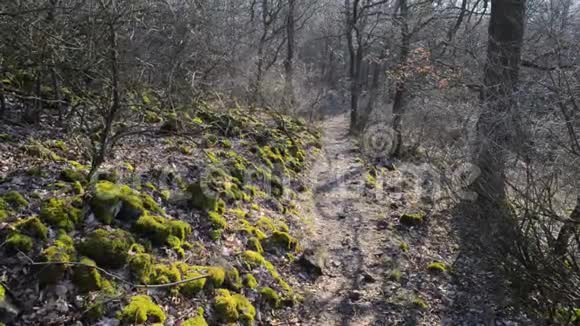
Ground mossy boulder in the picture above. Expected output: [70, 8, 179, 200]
[179, 268, 207, 297]
[260, 287, 281, 308]
[117, 295, 166, 324]
[2, 191, 29, 209]
[5, 233, 34, 253]
[40, 197, 82, 231]
[188, 181, 220, 211]
[13, 216, 48, 241]
[400, 211, 426, 226]
[77, 228, 134, 269]
[60, 168, 87, 184]
[182, 307, 208, 326]
[89, 181, 144, 224]
[39, 233, 76, 284]
[128, 252, 154, 284]
[133, 214, 192, 246]
[72, 257, 104, 293]
[213, 289, 256, 323]
[150, 263, 181, 284]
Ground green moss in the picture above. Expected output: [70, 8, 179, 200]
[243, 274, 258, 289]
[228, 208, 247, 219]
[97, 170, 120, 183]
[389, 269, 402, 282]
[260, 287, 281, 308]
[0, 209, 8, 221]
[241, 250, 291, 293]
[12, 217, 46, 241]
[178, 266, 207, 297]
[72, 181, 84, 195]
[40, 198, 82, 231]
[60, 168, 87, 184]
[247, 237, 264, 254]
[77, 228, 134, 268]
[399, 241, 410, 252]
[266, 231, 299, 252]
[40, 233, 76, 284]
[24, 141, 61, 161]
[142, 194, 163, 213]
[145, 110, 162, 124]
[226, 267, 242, 290]
[150, 263, 181, 284]
[209, 229, 223, 240]
[188, 182, 219, 211]
[118, 295, 166, 324]
[180, 145, 193, 155]
[208, 211, 227, 229]
[213, 289, 256, 323]
[73, 257, 103, 293]
[202, 266, 225, 287]
[256, 216, 276, 234]
[134, 214, 192, 246]
[128, 253, 154, 284]
[52, 140, 68, 151]
[90, 181, 144, 224]
[2, 191, 29, 209]
[426, 261, 448, 274]
[160, 190, 171, 201]
[400, 211, 426, 226]
[5, 233, 34, 253]
[365, 173, 377, 188]
[412, 297, 428, 309]
[182, 308, 208, 326]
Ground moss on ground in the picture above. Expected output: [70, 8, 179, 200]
[260, 287, 281, 308]
[2, 191, 29, 209]
[117, 295, 166, 324]
[241, 250, 292, 293]
[243, 274, 258, 289]
[72, 257, 105, 293]
[400, 211, 426, 226]
[182, 308, 208, 326]
[40, 197, 82, 231]
[77, 228, 134, 268]
[89, 181, 145, 224]
[426, 261, 448, 274]
[213, 289, 256, 323]
[40, 232, 76, 284]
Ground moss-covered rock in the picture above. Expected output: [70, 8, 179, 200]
[39, 233, 76, 284]
[225, 267, 242, 290]
[40, 198, 82, 231]
[5, 233, 34, 253]
[400, 211, 426, 226]
[13, 216, 48, 241]
[60, 168, 87, 184]
[117, 295, 166, 324]
[150, 263, 181, 284]
[260, 287, 281, 308]
[243, 274, 258, 289]
[2, 191, 29, 209]
[213, 289, 256, 323]
[265, 231, 299, 252]
[188, 181, 220, 211]
[77, 228, 134, 268]
[133, 214, 192, 246]
[89, 181, 144, 224]
[179, 269, 207, 297]
[128, 252, 154, 284]
[72, 257, 103, 293]
[182, 307, 208, 326]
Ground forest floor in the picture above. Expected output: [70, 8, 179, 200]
[289, 113, 536, 326]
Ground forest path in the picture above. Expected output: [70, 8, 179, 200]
[292, 113, 538, 326]
[297, 113, 402, 325]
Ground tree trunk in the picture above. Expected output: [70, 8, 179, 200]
[391, 0, 409, 157]
[472, 0, 526, 224]
[284, 0, 296, 111]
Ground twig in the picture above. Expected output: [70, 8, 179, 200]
[22, 254, 209, 289]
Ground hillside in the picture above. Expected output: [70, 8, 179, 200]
[0, 103, 321, 325]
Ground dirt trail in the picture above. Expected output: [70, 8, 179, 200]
[299, 113, 396, 325]
[294, 113, 536, 326]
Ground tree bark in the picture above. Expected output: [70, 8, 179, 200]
[473, 0, 526, 223]
[284, 0, 296, 111]
[391, 0, 409, 157]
